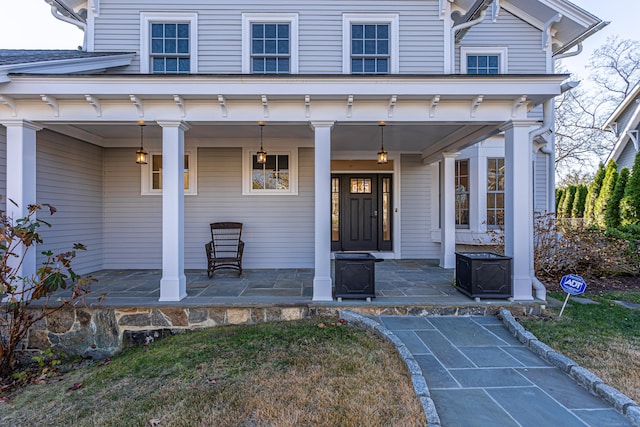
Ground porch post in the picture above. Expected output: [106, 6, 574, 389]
[310, 120, 334, 301]
[502, 120, 536, 301]
[440, 152, 458, 268]
[157, 120, 190, 302]
[2, 120, 41, 281]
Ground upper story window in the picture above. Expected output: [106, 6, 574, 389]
[351, 24, 389, 74]
[486, 158, 505, 227]
[455, 159, 469, 228]
[251, 23, 290, 74]
[460, 46, 508, 74]
[141, 151, 198, 195]
[242, 13, 299, 74]
[140, 12, 198, 74]
[343, 14, 399, 74]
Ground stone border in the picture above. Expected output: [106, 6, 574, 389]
[339, 310, 441, 427]
[499, 309, 640, 427]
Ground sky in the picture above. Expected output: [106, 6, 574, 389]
[0, 0, 638, 79]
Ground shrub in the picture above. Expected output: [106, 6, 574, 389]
[593, 160, 618, 228]
[606, 167, 629, 229]
[0, 201, 94, 377]
[621, 151, 640, 225]
[571, 185, 588, 218]
[555, 188, 565, 214]
[584, 163, 606, 226]
[560, 186, 577, 218]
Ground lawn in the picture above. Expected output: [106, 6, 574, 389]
[518, 290, 640, 403]
[0, 318, 426, 427]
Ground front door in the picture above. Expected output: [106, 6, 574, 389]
[331, 174, 392, 252]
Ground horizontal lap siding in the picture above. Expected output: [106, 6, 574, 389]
[534, 151, 549, 213]
[400, 154, 438, 258]
[96, 0, 444, 74]
[36, 131, 104, 274]
[617, 141, 637, 171]
[457, 10, 546, 73]
[104, 146, 314, 269]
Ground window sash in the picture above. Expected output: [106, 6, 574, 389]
[350, 23, 390, 74]
[251, 154, 290, 190]
[251, 23, 291, 74]
[455, 160, 469, 227]
[150, 22, 191, 74]
[466, 54, 500, 75]
[486, 158, 505, 226]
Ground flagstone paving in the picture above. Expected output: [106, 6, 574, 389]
[371, 315, 636, 427]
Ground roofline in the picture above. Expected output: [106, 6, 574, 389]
[0, 53, 136, 83]
[604, 82, 640, 125]
[554, 20, 609, 56]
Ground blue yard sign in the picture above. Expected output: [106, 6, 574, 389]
[560, 274, 587, 295]
[559, 274, 588, 318]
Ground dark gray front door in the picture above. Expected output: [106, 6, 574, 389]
[343, 175, 378, 251]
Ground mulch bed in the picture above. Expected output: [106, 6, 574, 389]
[541, 275, 640, 293]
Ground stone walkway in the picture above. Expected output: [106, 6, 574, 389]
[341, 311, 639, 427]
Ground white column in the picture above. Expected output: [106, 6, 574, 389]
[440, 152, 458, 268]
[157, 120, 190, 302]
[310, 121, 334, 301]
[2, 120, 41, 281]
[503, 120, 536, 301]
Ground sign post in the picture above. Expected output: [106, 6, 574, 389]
[558, 274, 587, 318]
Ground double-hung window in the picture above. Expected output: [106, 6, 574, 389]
[141, 152, 198, 196]
[140, 12, 198, 74]
[460, 47, 507, 74]
[242, 14, 299, 74]
[251, 23, 290, 74]
[242, 148, 298, 195]
[486, 158, 505, 227]
[343, 14, 399, 74]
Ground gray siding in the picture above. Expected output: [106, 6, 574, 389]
[617, 140, 637, 171]
[400, 154, 439, 258]
[0, 127, 5, 212]
[95, 0, 444, 74]
[534, 151, 549, 212]
[36, 131, 104, 274]
[103, 146, 315, 269]
[456, 10, 546, 73]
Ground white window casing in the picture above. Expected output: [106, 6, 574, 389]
[460, 46, 508, 74]
[140, 12, 198, 74]
[242, 147, 298, 195]
[342, 13, 400, 74]
[242, 13, 299, 74]
[140, 151, 197, 195]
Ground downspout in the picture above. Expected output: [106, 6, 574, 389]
[554, 42, 583, 61]
[528, 82, 579, 302]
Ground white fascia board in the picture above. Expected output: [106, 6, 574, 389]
[605, 83, 640, 126]
[502, 0, 600, 31]
[3, 75, 568, 99]
[607, 104, 640, 163]
[0, 54, 135, 79]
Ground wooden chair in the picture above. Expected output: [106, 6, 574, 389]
[205, 222, 244, 277]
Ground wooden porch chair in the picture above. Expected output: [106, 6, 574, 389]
[205, 222, 244, 277]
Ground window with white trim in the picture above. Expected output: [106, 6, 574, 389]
[455, 159, 469, 228]
[343, 14, 399, 74]
[140, 12, 198, 74]
[460, 46, 507, 74]
[141, 151, 197, 195]
[486, 157, 504, 227]
[242, 13, 299, 74]
[242, 148, 298, 195]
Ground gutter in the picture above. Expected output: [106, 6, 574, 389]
[554, 21, 609, 57]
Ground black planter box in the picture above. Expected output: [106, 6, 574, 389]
[334, 253, 381, 302]
[455, 252, 512, 299]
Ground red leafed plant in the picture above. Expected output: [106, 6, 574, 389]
[0, 200, 95, 377]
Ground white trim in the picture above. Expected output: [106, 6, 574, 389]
[242, 13, 299, 74]
[140, 12, 198, 74]
[141, 150, 197, 195]
[342, 13, 400, 74]
[460, 46, 508, 74]
[242, 147, 299, 195]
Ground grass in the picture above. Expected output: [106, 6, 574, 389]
[518, 290, 640, 403]
[1, 318, 426, 427]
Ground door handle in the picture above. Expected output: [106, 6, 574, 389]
[372, 210, 378, 218]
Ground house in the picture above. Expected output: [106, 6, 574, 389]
[0, 0, 604, 302]
[605, 82, 640, 170]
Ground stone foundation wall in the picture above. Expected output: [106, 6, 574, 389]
[25, 304, 541, 359]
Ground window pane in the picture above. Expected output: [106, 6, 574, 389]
[177, 39, 189, 54]
[489, 55, 498, 67]
[278, 24, 289, 38]
[264, 24, 277, 38]
[364, 25, 376, 38]
[165, 58, 177, 72]
[352, 40, 363, 55]
[377, 25, 389, 39]
[252, 40, 263, 54]
[352, 59, 363, 73]
[279, 58, 289, 73]
[177, 24, 189, 38]
[165, 39, 177, 53]
[377, 40, 388, 55]
[252, 24, 264, 38]
[265, 155, 277, 170]
[377, 59, 388, 73]
[151, 24, 163, 38]
[265, 58, 277, 72]
[468, 56, 477, 68]
[352, 24, 363, 39]
[151, 39, 164, 54]
[278, 39, 289, 54]
[253, 58, 264, 72]
[364, 58, 376, 72]
[278, 155, 289, 170]
[365, 40, 376, 54]
[478, 56, 487, 67]
[179, 58, 190, 72]
[265, 39, 277, 54]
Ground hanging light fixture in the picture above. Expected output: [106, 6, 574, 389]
[377, 121, 388, 164]
[135, 120, 149, 165]
[256, 121, 267, 164]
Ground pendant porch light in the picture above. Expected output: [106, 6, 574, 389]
[135, 120, 149, 165]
